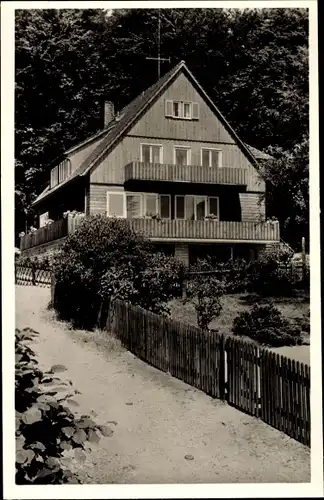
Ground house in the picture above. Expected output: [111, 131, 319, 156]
[21, 60, 279, 265]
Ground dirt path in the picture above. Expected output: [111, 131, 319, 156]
[15, 285, 310, 484]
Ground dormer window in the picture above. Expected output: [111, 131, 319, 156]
[50, 159, 71, 188]
[165, 100, 199, 120]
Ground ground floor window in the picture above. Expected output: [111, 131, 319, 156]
[106, 192, 126, 217]
[117, 191, 220, 221]
[176, 195, 219, 220]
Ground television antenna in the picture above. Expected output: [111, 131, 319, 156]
[146, 9, 170, 79]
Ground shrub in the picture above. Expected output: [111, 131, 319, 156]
[185, 258, 225, 331]
[214, 257, 250, 294]
[15, 327, 112, 484]
[247, 246, 298, 296]
[232, 303, 302, 347]
[53, 215, 184, 329]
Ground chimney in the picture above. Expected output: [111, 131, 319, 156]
[103, 100, 115, 128]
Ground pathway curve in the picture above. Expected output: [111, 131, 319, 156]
[15, 285, 310, 484]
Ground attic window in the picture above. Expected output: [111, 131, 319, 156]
[50, 159, 71, 188]
[165, 100, 199, 120]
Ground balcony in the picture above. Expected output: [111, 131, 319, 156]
[128, 219, 280, 243]
[19, 214, 84, 251]
[20, 219, 68, 251]
[20, 216, 279, 252]
[125, 162, 247, 186]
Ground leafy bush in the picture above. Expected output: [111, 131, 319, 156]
[232, 303, 302, 346]
[15, 254, 53, 270]
[212, 257, 250, 294]
[53, 215, 184, 328]
[15, 327, 112, 484]
[247, 246, 298, 296]
[185, 258, 225, 331]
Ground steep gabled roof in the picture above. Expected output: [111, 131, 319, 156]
[33, 61, 262, 206]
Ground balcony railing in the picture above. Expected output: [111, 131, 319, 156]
[20, 216, 279, 251]
[125, 162, 247, 186]
[19, 214, 85, 251]
[128, 219, 280, 242]
[20, 219, 68, 251]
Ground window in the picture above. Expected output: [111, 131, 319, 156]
[141, 144, 162, 164]
[195, 196, 207, 220]
[144, 193, 158, 217]
[160, 195, 171, 219]
[175, 195, 218, 220]
[173, 101, 180, 117]
[201, 148, 222, 168]
[165, 100, 199, 120]
[107, 192, 125, 218]
[50, 166, 58, 188]
[185, 196, 195, 221]
[126, 193, 142, 218]
[39, 212, 49, 228]
[208, 197, 219, 218]
[183, 102, 191, 119]
[175, 195, 185, 219]
[174, 147, 191, 166]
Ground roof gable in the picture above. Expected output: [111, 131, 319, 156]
[79, 61, 261, 177]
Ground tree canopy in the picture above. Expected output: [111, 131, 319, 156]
[15, 7, 309, 248]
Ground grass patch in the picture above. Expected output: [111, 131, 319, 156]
[169, 291, 310, 343]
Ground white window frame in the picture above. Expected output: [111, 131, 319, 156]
[140, 143, 163, 164]
[159, 194, 171, 219]
[143, 192, 159, 217]
[106, 191, 126, 218]
[126, 192, 143, 218]
[165, 100, 199, 119]
[173, 146, 192, 166]
[208, 196, 220, 218]
[200, 148, 223, 168]
[194, 196, 208, 220]
[183, 102, 192, 119]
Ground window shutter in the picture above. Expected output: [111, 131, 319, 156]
[192, 102, 199, 120]
[165, 100, 173, 117]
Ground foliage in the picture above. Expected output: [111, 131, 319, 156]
[100, 251, 184, 316]
[15, 254, 53, 270]
[232, 303, 302, 347]
[185, 258, 225, 330]
[212, 257, 250, 294]
[247, 246, 299, 296]
[15, 8, 308, 249]
[15, 327, 113, 484]
[53, 215, 184, 328]
[261, 135, 309, 249]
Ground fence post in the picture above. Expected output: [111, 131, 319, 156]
[31, 263, 36, 286]
[50, 273, 56, 305]
[219, 334, 226, 400]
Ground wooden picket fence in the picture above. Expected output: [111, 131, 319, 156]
[107, 299, 310, 447]
[15, 265, 52, 287]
